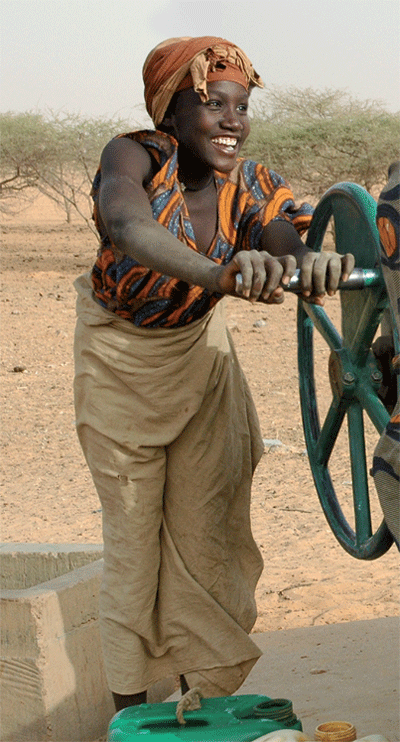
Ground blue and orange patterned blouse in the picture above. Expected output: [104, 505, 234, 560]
[91, 130, 313, 328]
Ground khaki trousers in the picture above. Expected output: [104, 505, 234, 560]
[74, 274, 264, 695]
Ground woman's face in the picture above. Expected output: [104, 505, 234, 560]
[166, 80, 251, 174]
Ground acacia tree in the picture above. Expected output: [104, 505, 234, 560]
[34, 112, 131, 230]
[243, 88, 400, 199]
[0, 112, 57, 211]
[0, 110, 131, 228]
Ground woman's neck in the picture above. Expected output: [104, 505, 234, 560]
[177, 147, 214, 193]
[179, 172, 215, 193]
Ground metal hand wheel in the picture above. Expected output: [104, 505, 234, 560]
[297, 183, 394, 559]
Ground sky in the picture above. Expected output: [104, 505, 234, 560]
[1, 0, 400, 127]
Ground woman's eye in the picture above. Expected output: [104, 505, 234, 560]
[207, 100, 222, 108]
[238, 104, 248, 112]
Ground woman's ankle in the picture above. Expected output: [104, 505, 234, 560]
[112, 690, 147, 711]
[180, 674, 190, 694]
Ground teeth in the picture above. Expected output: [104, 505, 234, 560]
[212, 137, 237, 147]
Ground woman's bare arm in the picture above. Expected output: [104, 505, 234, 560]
[97, 137, 224, 293]
[260, 219, 355, 302]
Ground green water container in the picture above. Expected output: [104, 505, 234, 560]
[107, 694, 302, 741]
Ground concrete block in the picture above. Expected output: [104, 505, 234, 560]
[0, 543, 104, 590]
[0, 544, 174, 741]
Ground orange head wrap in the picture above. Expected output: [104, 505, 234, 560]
[143, 36, 264, 127]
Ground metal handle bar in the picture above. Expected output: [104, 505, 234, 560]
[235, 267, 381, 296]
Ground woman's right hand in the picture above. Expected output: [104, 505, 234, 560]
[216, 250, 297, 304]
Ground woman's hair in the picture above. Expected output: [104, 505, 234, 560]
[157, 93, 180, 135]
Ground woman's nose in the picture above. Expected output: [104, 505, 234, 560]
[220, 109, 242, 130]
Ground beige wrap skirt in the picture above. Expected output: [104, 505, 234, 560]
[73, 273, 264, 696]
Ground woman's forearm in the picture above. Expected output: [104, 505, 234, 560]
[260, 220, 311, 265]
[99, 187, 223, 293]
[111, 215, 223, 292]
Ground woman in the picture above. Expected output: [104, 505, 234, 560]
[74, 36, 354, 711]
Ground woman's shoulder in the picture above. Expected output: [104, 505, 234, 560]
[100, 129, 176, 166]
[92, 130, 179, 196]
[117, 129, 178, 161]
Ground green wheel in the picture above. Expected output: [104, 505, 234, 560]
[298, 183, 394, 559]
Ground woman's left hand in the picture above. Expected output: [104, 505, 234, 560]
[298, 250, 355, 305]
[216, 249, 296, 303]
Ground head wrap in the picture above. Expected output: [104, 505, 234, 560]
[143, 36, 264, 126]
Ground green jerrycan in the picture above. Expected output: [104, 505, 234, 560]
[107, 694, 302, 741]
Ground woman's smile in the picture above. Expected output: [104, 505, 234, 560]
[211, 136, 240, 154]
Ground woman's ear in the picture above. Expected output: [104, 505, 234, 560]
[158, 93, 179, 135]
[159, 113, 177, 136]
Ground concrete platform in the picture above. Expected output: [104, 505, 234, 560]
[166, 617, 399, 740]
[242, 617, 399, 740]
[2, 544, 398, 740]
[1, 544, 174, 742]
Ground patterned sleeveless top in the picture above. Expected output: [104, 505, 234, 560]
[91, 130, 313, 328]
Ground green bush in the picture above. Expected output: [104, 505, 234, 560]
[244, 87, 400, 198]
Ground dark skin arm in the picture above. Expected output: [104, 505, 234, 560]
[98, 138, 225, 293]
[98, 137, 354, 305]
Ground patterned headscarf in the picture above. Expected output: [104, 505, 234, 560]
[143, 36, 264, 126]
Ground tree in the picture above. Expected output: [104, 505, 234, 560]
[0, 110, 131, 228]
[34, 112, 131, 231]
[0, 112, 56, 211]
[243, 88, 400, 199]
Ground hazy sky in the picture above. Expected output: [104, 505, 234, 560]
[2, 0, 400, 126]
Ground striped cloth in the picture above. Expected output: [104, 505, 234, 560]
[91, 130, 313, 328]
[372, 162, 400, 545]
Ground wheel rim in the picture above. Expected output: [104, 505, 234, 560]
[298, 183, 394, 559]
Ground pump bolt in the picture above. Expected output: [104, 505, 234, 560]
[371, 370, 382, 382]
[342, 371, 355, 384]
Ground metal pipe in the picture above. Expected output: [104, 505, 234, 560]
[235, 267, 381, 296]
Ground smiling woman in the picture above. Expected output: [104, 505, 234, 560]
[163, 82, 251, 182]
[73, 35, 354, 716]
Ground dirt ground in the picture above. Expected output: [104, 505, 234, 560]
[1, 194, 398, 638]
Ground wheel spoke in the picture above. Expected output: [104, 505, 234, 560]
[314, 398, 347, 466]
[347, 402, 372, 543]
[341, 287, 388, 363]
[301, 302, 343, 351]
[356, 383, 390, 434]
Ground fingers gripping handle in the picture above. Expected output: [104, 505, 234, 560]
[235, 268, 380, 297]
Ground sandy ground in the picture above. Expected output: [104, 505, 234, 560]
[1, 196, 398, 633]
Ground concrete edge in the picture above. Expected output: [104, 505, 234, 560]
[1, 558, 104, 599]
[0, 543, 103, 553]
